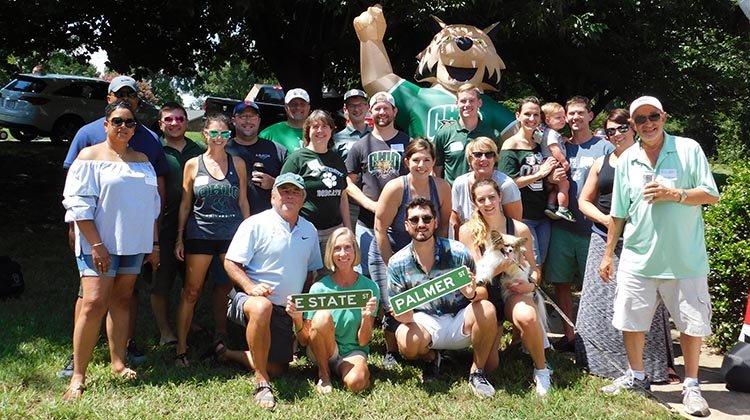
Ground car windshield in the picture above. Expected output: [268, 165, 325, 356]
[5, 76, 46, 93]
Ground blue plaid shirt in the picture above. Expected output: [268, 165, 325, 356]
[387, 237, 475, 316]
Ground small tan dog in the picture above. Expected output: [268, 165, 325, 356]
[475, 231, 548, 331]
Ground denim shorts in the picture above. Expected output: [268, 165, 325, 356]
[76, 253, 145, 277]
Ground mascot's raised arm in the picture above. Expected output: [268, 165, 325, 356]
[354, 4, 517, 140]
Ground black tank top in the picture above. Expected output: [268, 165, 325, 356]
[185, 154, 244, 240]
[594, 153, 615, 234]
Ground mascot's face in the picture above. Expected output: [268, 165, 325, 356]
[415, 18, 505, 92]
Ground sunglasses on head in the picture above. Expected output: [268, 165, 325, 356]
[604, 124, 629, 137]
[633, 112, 662, 125]
[208, 130, 231, 139]
[162, 116, 185, 123]
[113, 90, 138, 99]
[471, 151, 496, 159]
[109, 117, 137, 128]
[407, 215, 434, 225]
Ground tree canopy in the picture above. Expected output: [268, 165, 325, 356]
[2, 0, 749, 152]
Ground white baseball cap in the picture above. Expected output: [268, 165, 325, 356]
[369, 91, 395, 108]
[629, 96, 664, 115]
[285, 88, 310, 104]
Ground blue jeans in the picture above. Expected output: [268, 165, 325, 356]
[522, 218, 551, 266]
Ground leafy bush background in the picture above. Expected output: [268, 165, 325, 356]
[705, 164, 750, 352]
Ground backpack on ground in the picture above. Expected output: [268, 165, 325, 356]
[0, 256, 24, 298]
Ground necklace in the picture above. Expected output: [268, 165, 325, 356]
[106, 142, 128, 159]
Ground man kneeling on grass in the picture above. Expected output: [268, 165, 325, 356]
[221, 173, 323, 411]
[387, 197, 498, 397]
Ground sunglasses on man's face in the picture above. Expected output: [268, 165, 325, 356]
[407, 215, 434, 225]
[208, 130, 231, 139]
[604, 124, 630, 137]
[162, 116, 186, 123]
[113, 90, 138, 99]
[471, 151, 496, 159]
[109, 117, 137, 128]
[633, 112, 662, 125]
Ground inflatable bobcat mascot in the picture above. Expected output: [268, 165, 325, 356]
[354, 4, 516, 140]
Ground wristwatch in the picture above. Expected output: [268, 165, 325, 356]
[679, 189, 688, 203]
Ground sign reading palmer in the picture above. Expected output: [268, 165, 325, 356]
[389, 266, 471, 316]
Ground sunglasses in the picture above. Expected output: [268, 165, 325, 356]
[113, 90, 138, 99]
[208, 130, 231, 139]
[162, 116, 186, 123]
[407, 215, 434, 225]
[471, 151, 496, 159]
[109, 117, 137, 128]
[604, 124, 630, 137]
[633, 112, 662, 125]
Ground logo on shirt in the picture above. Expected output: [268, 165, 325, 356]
[367, 151, 402, 179]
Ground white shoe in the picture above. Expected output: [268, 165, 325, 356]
[534, 368, 552, 397]
[682, 384, 710, 417]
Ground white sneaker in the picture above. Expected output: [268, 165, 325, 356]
[682, 384, 710, 417]
[534, 368, 552, 397]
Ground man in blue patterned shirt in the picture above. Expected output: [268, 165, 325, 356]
[387, 197, 498, 397]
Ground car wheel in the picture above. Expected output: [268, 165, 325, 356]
[10, 128, 37, 142]
[51, 116, 84, 144]
[0, 130, 8, 140]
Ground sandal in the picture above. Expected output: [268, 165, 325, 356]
[175, 352, 190, 367]
[201, 339, 227, 362]
[253, 382, 277, 411]
[667, 368, 681, 384]
[115, 367, 137, 380]
[159, 337, 178, 347]
[62, 382, 85, 401]
[316, 378, 333, 395]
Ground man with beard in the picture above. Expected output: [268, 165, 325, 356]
[387, 197, 497, 397]
[434, 84, 500, 185]
[259, 88, 311, 153]
[226, 100, 287, 215]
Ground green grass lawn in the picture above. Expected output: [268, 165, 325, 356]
[0, 142, 679, 418]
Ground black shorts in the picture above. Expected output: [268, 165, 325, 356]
[184, 239, 231, 256]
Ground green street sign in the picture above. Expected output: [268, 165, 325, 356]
[389, 265, 471, 316]
[291, 289, 373, 312]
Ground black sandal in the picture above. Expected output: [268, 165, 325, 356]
[175, 352, 189, 367]
[253, 382, 277, 411]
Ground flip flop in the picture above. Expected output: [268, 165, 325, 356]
[115, 367, 138, 380]
[316, 378, 333, 395]
[159, 337, 178, 346]
[175, 352, 190, 367]
[253, 382, 277, 411]
[62, 382, 85, 401]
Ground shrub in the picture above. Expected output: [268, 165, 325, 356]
[705, 163, 750, 352]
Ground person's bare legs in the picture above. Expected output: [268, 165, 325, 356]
[310, 311, 337, 393]
[339, 355, 370, 393]
[622, 331, 646, 372]
[506, 295, 546, 369]
[395, 322, 432, 361]
[150, 293, 176, 343]
[463, 300, 498, 372]
[554, 283, 575, 340]
[680, 333, 702, 379]
[175, 254, 212, 360]
[211, 255, 232, 340]
[242, 296, 274, 385]
[68, 275, 114, 394]
[484, 323, 503, 373]
[107, 274, 138, 377]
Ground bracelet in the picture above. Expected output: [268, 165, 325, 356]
[153, 241, 159, 245]
[292, 325, 303, 335]
[91, 242, 103, 248]
[467, 290, 477, 301]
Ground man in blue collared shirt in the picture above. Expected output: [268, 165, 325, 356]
[387, 197, 497, 397]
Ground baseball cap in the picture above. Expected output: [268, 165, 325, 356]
[109, 76, 138, 93]
[369, 91, 395, 108]
[629, 96, 664, 115]
[285, 88, 310, 104]
[233, 100, 260, 115]
[273, 173, 305, 190]
[344, 89, 367, 102]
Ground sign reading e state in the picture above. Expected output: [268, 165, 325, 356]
[389, 266, 471, 316]
[291, 289, 373, 312]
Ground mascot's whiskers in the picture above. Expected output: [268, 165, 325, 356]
[475, 231, 548, 331]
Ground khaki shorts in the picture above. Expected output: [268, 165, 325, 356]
[612, 272, 712, 337]
[306, 345, 367, 374]
[410, 306, 472, 350]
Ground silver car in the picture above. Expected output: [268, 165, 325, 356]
[0, 74, 158, 144]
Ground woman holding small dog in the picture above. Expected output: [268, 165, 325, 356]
[286, 227, 379, 394]
[458, 179, 552, 396]
[576, 109, 676, 383]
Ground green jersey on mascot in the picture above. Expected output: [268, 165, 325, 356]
[354, 4, 516, 140]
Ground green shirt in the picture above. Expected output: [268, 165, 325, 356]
[611, 133, 719, 278]
[303, 274, 380, 356]
[259, 121, 304, 153]
[281, 147, 348, 229]
[433, 118, 499, 184]
[162, 137, 205, 226]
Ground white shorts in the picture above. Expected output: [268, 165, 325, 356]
[612, 272, 712, 337]
[412, 306, 472, 350]
[306, 344, 367, 375]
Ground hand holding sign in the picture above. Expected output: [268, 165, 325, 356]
[361, 297, 377, 318]
[290, 289, 374, 312]
[389, 266, 472, 316]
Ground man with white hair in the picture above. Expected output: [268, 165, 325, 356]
[599, 96, 719, 417]
[259, 88, 311, 152]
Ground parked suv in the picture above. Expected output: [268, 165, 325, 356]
[0, 74, 158, 144]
